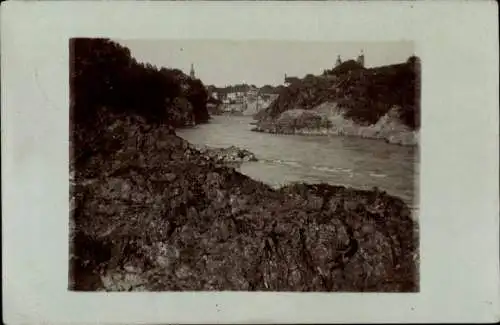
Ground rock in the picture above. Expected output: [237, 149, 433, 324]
[200, 145, 258, 165]
[70, 117, 419, 292]
[164, 173, 177, 182]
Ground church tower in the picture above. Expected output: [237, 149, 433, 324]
[357, 50, 365, 67]
[189, 63, 196, 79]
[335, 55, 342, 67]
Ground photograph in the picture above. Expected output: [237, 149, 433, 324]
[3, 1, 499, 323]
[69, 39, 420, 292]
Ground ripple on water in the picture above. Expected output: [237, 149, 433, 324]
[178, 115, 418, 212]
[368, 172, 387, 178]
[311, 165, 353, 174]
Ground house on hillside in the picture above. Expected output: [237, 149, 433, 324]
[224, 91, 245, 106]
[247, 86, 258, 101]
[226, 92, 239, 102]
[331, 50, 365, 73]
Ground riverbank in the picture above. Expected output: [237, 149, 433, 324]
[70, 114, 419, 292]
[252, 105, 419, 147]
[252, 123, 418, 146]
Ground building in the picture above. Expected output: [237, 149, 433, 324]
[247, 86, 258, 100]
[189, 63, 196, 79]
[335, 54, 342, 67]
[225, 91, 245, 104]
[334, 51, 364, 69]
[356, 50, 365, 67]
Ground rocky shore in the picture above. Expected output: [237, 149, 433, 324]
[70, 115, 419, 292]
[252, 123, 418, 146]
[252, 106, 419, 147]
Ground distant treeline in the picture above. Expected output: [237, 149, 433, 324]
[70, 38, 210, 168]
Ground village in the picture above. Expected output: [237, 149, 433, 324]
[207, 87, 279, 116]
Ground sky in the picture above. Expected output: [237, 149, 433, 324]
[117, 39, 415, 87]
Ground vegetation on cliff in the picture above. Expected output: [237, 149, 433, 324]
[254, 56, 421, 135]
[70, 39, 419, 292]
[70, 38, 210, 170]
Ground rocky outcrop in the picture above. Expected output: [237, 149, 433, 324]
[253, 104, 418, 146]
[253, 109, 330, 135]
[198, 145, 258, 165]
[70, 115, 419, 292]
[254, 58, 421, 144]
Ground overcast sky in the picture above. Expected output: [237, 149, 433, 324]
[117, 39, 415, 87]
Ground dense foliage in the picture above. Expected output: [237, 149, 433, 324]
[323, 60, 365, 76]
[70, 38, 209, 168]
[258, 57, 421, 130]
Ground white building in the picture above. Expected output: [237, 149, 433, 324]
[247, 87, 258, 99]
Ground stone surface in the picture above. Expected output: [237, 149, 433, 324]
[69, 117, 419, 292]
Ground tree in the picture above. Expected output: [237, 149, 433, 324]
[186, 78, 210, 124]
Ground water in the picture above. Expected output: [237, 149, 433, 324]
[177, 115, 419, 209]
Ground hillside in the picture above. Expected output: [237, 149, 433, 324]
[70, 39, 419, 292]
[254, 57, 421, 144]
[70, 38, 210, 170]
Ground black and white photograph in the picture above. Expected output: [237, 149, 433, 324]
[69, 39, 420, 292]
[3, 1, 499, 324]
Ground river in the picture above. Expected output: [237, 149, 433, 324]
[177, 115, 419, 211]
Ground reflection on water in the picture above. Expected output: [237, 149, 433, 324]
[177, 115, 419, 209]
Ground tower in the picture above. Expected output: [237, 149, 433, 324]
[357, 50, 365, 67]
[189, 63, 196, 79]
[335, 54, 342, 67]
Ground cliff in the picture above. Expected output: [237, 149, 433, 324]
[254, 57, 421, 145]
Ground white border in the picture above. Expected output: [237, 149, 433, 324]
[2, 1, 499, 324]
